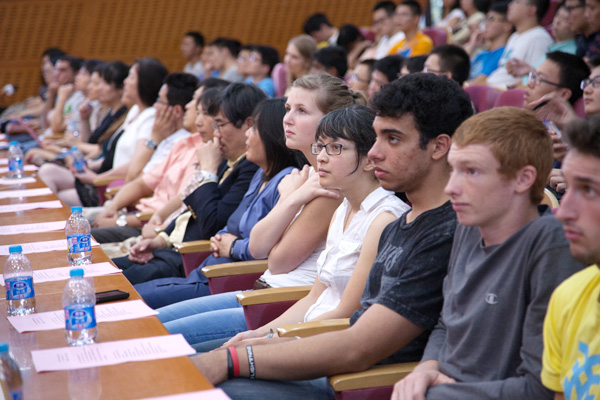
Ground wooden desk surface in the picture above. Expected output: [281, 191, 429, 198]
[0, 174, 213, 399]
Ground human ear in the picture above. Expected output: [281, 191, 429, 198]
[514, 165, 537, 194]
[431, 134, 452, 161]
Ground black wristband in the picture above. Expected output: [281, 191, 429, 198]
[229, 238, 240, 260]
[227, 347, 234, 379]
[246, 345, 256, 380]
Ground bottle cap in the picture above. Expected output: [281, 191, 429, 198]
[8, 245, 22, 253]
[0, 343, 7, 353]
[9, 141, 18, 146]
[70, 268, 84, 277]
[71, 206, 83, 213]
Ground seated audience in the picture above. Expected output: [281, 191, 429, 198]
[487, 0, 552, 88]
[570, 0, 600, 59]
[424, 44, 471, 86]
[436, 0, 466, 31]
[236, 45, 253, 81]
[157, 105, 409, 348]
[399, 55, 427, 76]
[244, 45, 279, 97]
[192, 73, 473, 400]
[313, 46, 348, 79]
[388, 1, 434, 57]
[368, 55, 404, 99]
[207, 38, 244, 82]
[284, 35, 317, 94]
[372, 1, 406, 59]
[348, 59, 375, 94]
[393, 107, 583, 400]
[304, 13, 339, 47]
[181, 31, 205, 80]
[541, 116, 600, 400]
[336, 24, 372, 70]
[46, 55, 85, 137]
[450, 0, 489, 44]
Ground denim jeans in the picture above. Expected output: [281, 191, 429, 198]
[157, 291, 248, 345]
[219, 377, 335, 400]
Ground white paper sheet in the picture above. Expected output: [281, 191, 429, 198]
[138, 389, 231, 400]
[7, 300, 158, 333]
[0, 188, 53, 199]
[0, 200, 62, 214]
[31, 334, 195, 372]
[0, 220, 66, 235]
[0, 238, 99, 256]
[0, 177, 36, 185]
[0, 165, 38, 174]
[0, 262, 120, 286]
[0, 159, 7, 165]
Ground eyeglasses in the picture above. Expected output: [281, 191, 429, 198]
[372, 16, 391, 26]
[511, 0, 534, 5]
[581, 77, 600, 89]
[350, 73, 370, 84]
[565, 4, 584, 12]
[528, 71, 564, 88]
[249, 55, 262, 63]
[484, 15, 507, 23]
[311, 142, 355, 156]
[212, 120, 233, 132]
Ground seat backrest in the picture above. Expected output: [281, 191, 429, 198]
[493, 89, 526, 109]
[272, 63, 288, 98]
[422, 28, 448, 47]
[465, 85, 501, 113]
[541, 0, 559, 28]
[573, 96, 586, 117]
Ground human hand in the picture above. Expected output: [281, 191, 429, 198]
[191, 351, 228, 385]
[549, 169, 566, 194]
[142, 214, 162, 239]
[506, 58, 532, 77]
[196, 137, 222, 174]
[549, 129, 569, 163]
[79, 100, 93, 121]
[48, 81, 60, 94]
[529, 93, 577, 130]
[128, 237, 165, 264]
[278, 165, 310, 200]
[210, 233, 237, 258]
[287, 168, 340, 206]
[222, 330, 264, 347]
[57, 84, 75, 102]
[391, 362, 456, 400]
[150, 105, 177, 143]
[73, 165, 98, 185]
[92, 214, 118, 228]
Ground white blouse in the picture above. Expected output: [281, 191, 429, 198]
[113, 106, 156, 168]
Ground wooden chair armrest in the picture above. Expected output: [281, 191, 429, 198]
[236, 286, 312, 306]
[173, 240, 211, 254]
[277, 318, 350, 338]
[44, 133, 64, 140]
[328, 362, 418, 392]
[93, 175, 126, 187]
[134, 210, 154, 222]
[104, 185, 123, 199]
[201, 260, 268, 278]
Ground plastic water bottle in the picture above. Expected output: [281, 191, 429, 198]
[71, 146, 86, 173]
[0, 343, 23, 400]
[3, 245, 35, 316]
[63, 268, 97, 346]
[66, 206, 92, 265]
[7, 142, 23, 179]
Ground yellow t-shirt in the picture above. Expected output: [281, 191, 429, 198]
[387, 31, 434, 57]
[542, 265, 600, 399]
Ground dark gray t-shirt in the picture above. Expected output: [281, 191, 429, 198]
[423, 206, 585, 400]
[350, 201, 457, 364]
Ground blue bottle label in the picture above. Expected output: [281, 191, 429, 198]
[67, 234, 91, 252]
[11, 390, 23, 400]
[5, 276, 35, 300]
[74, 159, 86, 173]
[64, 303, 96, 330]
[8, 158, 23, 171]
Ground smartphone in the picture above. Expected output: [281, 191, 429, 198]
[543, 119, 564, 141]
[95, 289, 130, 304]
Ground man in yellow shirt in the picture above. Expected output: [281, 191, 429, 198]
[542, 116, 600, 400]
[388, 0, 434, 57]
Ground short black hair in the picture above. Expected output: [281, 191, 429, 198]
[198, 87, 225, 116]
[316, 105, 376, 173]
[253, 98, 307, 180]
[373, 55, 404, 82]
[430, 44, 471, 86]
[215, 82, 268, 128]
[315, 46, 348, 78]
[135, 57, 169, 107]
[199, 77, 230, 92]
[209, 37, 242, 58]
[252, 45, 280, 75]
[303, 13, 332, 34]
[81, 59, 104, 74]
[564, 115, 600, 159]
[474, 0, 492, 13]
[371, 73, 473, 148]
[489, 1, 509, 15]
[404, 55, 427, 74]
[42, 48, 65, 64]
[57, 55, 83, 73]
[373, 1, 397, 15]
[101, 61, 129, 90]
[399, 0, 422, 16]
[533, 0, 550, 22]
[164, 72, 199, 108]
[337, 24, 364, 51]
[185, 31, 205, 47]
[546, 51, 590, 105]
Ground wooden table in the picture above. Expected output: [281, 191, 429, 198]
[0, 175, 213, 399]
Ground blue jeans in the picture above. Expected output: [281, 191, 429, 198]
[219, 377, 335, 400]
[157, 291, 248, 345]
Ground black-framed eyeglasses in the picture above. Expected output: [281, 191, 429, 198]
[311, 142, 355, 156]
[528, 71, 564, 88]
[212, 120, 233, 132]
[581, 77, 600, 89]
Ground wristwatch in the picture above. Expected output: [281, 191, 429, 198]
[144, 139, 158, 150]
[116, 214, 128, 227]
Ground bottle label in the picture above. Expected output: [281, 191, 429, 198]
[64, 303, 96, 330]
[11, 390, 23, 400]
[5, 276, 35, 300]
[67, 233, 91, 253]
[8, 158, 23, 172]
[74, 159, 86, 173]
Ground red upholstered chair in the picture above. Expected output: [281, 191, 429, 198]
[93, 175, 125, 205]
[541, 0, 559, 29]
[272, 63, 288, 97]
[359, 27, 376, 43]
[173, 240, 213, 277]
[235, 286, 312, 330]
[493, 88, 526, 108]
[573, 97, 586, 117]
[464, 85, 501, 113]
[423, 28, 449, 47]
[200, 259, 268, 294]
